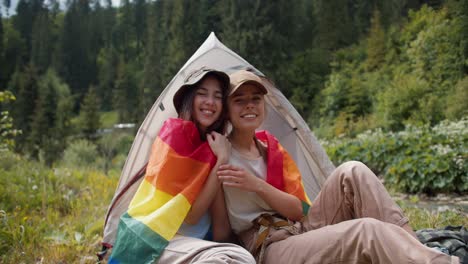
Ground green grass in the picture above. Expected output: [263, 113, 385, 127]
[0, 150, 466, 263]
[0, 151, 118, 263]
[399, 201, 468, 230]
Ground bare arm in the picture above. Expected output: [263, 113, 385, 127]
[184, 159, 223, 224]
[209, 187, 234, 242]
[218, 164, 303, 221]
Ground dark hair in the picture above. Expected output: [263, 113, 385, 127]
[178, 72, 228, 140]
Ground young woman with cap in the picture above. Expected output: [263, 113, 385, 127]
[216, 70, 459, 264]
[158, 67, 255, 263]
[110, 67, 255, 263]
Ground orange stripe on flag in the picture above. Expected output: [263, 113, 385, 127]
[279, 144, 311, 204]
[145, 137, 211, 204]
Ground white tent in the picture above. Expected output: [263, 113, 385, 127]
[101, 32, 335, 248]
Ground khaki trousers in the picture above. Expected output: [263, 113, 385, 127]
[158, 234, 256, 264]
[244, 161, 459, 264]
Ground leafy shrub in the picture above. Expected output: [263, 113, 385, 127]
[323, 118, 467, 193]
[0, 91, 21, 152]
[61, 139, 99, 169]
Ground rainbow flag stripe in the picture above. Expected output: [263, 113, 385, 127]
[256, 131, 311, 214]
[109, 118, 216, 264]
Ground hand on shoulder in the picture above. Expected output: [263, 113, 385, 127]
[207, 132, 231, 164]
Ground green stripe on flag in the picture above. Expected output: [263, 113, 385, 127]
[110, 213, 169, 264]
[302, 201, 310, 215]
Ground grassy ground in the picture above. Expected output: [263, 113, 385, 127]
[1, 151, 466, 263]
[0, 152, 118, 263]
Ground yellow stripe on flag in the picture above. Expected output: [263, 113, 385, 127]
[128, 186, 191, 241]
[129, 180, 173, 210]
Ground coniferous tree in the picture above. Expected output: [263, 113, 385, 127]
[140, 0, 165, 119]
[29, 69, 72, 164]
[12, 0, 46, 66]
[0, 8, 5, 88]
[3, 19, 27, 87]
[162, 0, 189, 83]
[8, 64, 39, 153]
[80, 85, 101, 140]
[113, 57, 138, 123]
[366, 9, 386, 70]
[97, 47, 119, 111]
[58, 0, 96, 108]
[115, 0, 135, 61]
[31, 11, 52, 73]
[134, 0, 146, 54]
[462, 0, 468, 74]
[314, 0, 354, 51]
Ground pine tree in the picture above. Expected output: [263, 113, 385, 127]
[2, 19, 27, 88]
[163, 0, 189, 83]
[0, 8, 5, 88]
[31, 11, 52, 73]
[140, 0, 165, 120]
[314, 0, 354, 51]
[115, 0, 136, 61]
[462, 0, 468, 74]
[58, 0, 96, 109]
[97, 48, 119, 111]
[8, 64, 39, 153]
[80, 85, 101, 140]
[113, 57, 138, 123]
[134, 0, 146, 54]
[12, 0, 46, 66]
[29, 69, 72, 165]
[366, 9, 386, 70]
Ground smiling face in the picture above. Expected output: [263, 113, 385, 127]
[228, 84, 265, 133]
[191, 76, 224, 133]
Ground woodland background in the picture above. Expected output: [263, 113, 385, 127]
[0, 0, 467, 262]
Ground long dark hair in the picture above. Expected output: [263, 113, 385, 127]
[178, 73, 228, 140]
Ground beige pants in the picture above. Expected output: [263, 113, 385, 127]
[244, 161, 460, 264]
[158, 234, 255, 264]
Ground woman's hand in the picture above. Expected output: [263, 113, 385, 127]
[217, 164, 263, 192]
[218, 164, 303, 221]
[207, 132, 230, 164]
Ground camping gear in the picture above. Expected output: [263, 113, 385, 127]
[100, 32, 335, 256]
[417, 226, 468, 263]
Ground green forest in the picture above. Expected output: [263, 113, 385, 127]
[0, 0, 467, 262]
[1, 0, 467, 163]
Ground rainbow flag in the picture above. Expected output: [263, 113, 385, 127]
[256, 131, 311, 214]
[109, 118, 217, 264]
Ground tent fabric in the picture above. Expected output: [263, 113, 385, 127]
[102, 32, 335, 248]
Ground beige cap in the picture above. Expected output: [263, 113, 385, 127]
[173, 67, 230, 114]
[229, 70, 268, 96]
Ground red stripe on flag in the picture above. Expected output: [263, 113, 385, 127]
[159, 118, 216, 167]
[256, 131, 284, 191]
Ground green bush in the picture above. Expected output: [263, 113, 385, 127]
[61, 139, 99, 169]
[322, 118, 468, 193]
[0, 91, 21, 152]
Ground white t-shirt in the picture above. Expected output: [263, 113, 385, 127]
[223, 147, 276, 234]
